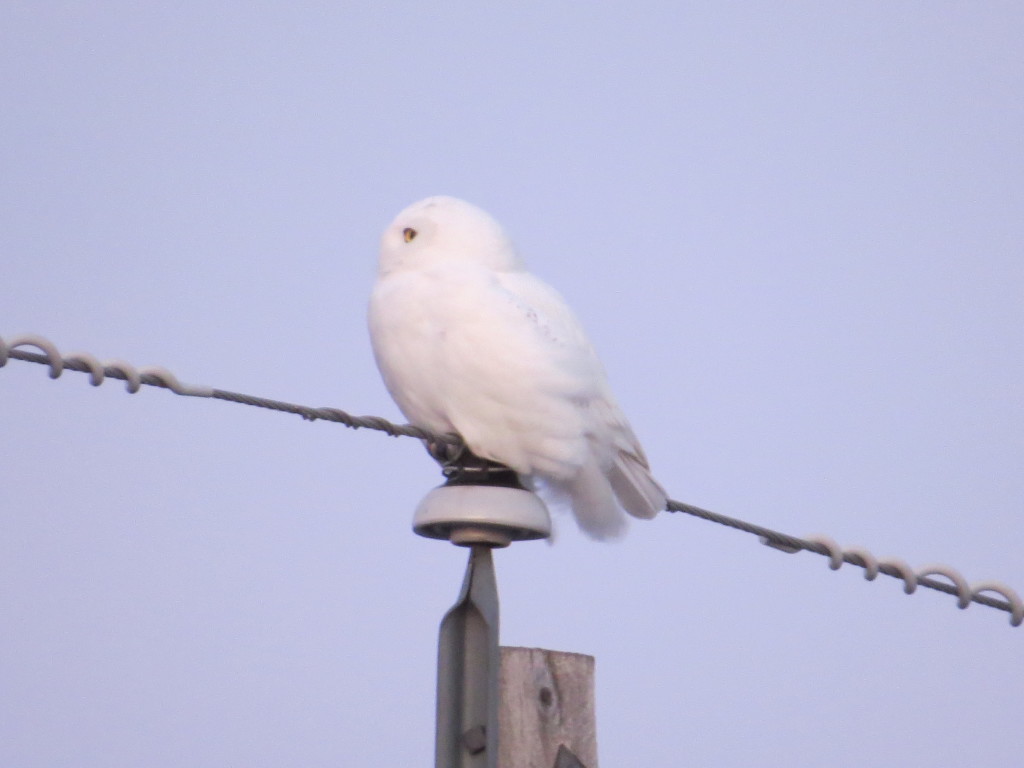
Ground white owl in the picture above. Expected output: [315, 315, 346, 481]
[368, 196, 666, 539]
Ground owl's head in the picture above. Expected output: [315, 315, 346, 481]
[378, 196, 523, 275]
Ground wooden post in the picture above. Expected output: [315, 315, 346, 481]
[498, 647, 598, 768]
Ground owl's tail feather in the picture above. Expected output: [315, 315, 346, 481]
[607, 451, 667, 520]
[557, 458, 628, 540]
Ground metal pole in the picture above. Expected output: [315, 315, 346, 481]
[435, 544, 501, 768]
[415, 449, 550, 767]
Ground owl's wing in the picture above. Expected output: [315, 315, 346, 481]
[493, 270, 603, 376]
[496, 270, 667, 521]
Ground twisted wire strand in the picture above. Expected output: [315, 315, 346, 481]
[0, 334, 460, 444]
[667, 501, 1022, 625]
[3, 333, 1021, 627]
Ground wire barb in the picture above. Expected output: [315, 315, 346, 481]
[3, 332, 1021, 627]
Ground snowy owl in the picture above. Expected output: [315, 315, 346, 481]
[368, 196, 666, 539]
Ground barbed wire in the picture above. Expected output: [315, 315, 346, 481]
[2, 332, 1021, 627]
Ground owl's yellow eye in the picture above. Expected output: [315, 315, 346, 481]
[403, 227, 417, 243]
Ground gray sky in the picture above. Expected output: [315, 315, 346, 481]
[2, 4, 1022, 766]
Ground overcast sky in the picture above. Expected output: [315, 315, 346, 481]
[2, 4, 1022, 767]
